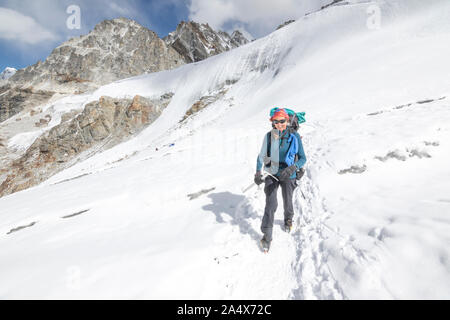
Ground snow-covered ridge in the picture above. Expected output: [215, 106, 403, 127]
[56, 18, 151, 57]
[0, 67, 17, 80]
[163, 21, 249, 63]
[0, 0, 449, 299]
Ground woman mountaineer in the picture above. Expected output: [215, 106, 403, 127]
[254, 108, 307, 252]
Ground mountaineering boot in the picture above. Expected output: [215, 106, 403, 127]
[284, 219, 293, 233]
[260, 236, 271, 253]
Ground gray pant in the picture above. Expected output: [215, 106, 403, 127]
[261, 175, 297, 242]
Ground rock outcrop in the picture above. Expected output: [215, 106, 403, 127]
[321, 0, 345, 10]
[276, 20, 296, 30]
[0, 85, 55, 123]
[164, 21, 249, 63]
[181, 79, 237, 122]
[0, 93, 173, 197]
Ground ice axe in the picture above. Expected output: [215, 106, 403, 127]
[242, 172, 306, 200]
[242, 171, 279, 193]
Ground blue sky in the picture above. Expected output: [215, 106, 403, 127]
[0, 0, 324, 72]
[0, 0, 190, 71]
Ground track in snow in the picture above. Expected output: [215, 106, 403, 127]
[289, 167, 345, 299]
[288, 126, 345, 299]
[216, 122, 389, 300]
[287, 122, 394, 299]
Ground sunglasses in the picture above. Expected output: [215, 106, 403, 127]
[272, 119, 287, 124]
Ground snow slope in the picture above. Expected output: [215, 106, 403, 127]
[1, 0, 449, 299]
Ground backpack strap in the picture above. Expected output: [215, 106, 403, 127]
[292, 132, 301, 163]
[267, 130, 292, 158]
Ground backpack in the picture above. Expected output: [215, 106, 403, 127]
[266, 108, 306, 180]
[269, 107, 306, 133]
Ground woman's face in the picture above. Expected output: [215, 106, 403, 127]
[273, 118, 288, 131]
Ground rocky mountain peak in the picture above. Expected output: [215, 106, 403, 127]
[230, 30, 250, 46]
[90, 17, 155, 39]
[8, 17, 184, 93]
[164, 21, 249, 63]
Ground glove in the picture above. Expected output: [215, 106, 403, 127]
[279, 165, 297, 181]
[254, 172, 264, 185]
[296, 167, 305, 180]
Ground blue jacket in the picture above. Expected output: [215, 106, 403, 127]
[256, 129, 306, 179]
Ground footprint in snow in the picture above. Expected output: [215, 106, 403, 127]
[368, 227, 394, 242]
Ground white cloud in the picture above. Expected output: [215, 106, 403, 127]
[188, 0, 331, 38]
[189, 0, 235, 27]
[0, 7, 57, 44]
[107, 1, 145, 19]
[0, 0, 144, 43]
[109, 2, 134, 16]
